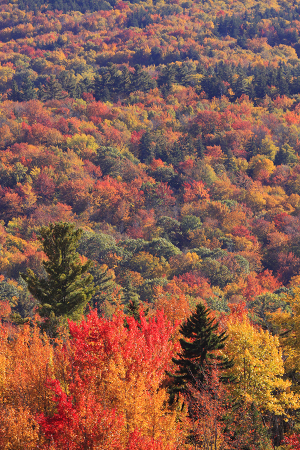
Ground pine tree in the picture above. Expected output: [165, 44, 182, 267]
[226, 149, 238, 173]
[169, 303, 233, 398]
[95, 69, 112, 101]
[94, 74, 104, 101]
[40, 75, 67, 101]
[118, 66, 132, 96]
[90, 263, 116, 311]
[159, 64, 177, 95]
[139, 130, 155, 163]
[21, 222, 94, 336]
[21, 77, 37, 101]
[123, 275, 141, 321]
[10, 80, 21, 101]
[59, 72, 79, 98]
[195, 137, 205, 159]
[132, 64, 156, 93]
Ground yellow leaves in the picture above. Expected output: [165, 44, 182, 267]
[29, 166, 41, 180]
[169, 251, 201, 276]
[269, 287, 300, 373]
[235, 158, 249, 172]
[288, 193, 300, 210]
[5, 234, 27, 252]
[18, 182, 37, 210]
[244, 186, 267, 212]
[224, 314, 300, 415]
[289, 274, 300, 288]
[0, 322, 59, 448]
[46, 50, 66, 64]
[0, 124, 13, 149]
[65, 133, 98, 157]
[130, 251, 171, 279]
[0, 405, 40, 450]
[259, 136, 279, 161]
[249, 154, 275, 178]
[60, 148, 85, 178]
[0, 64, 14, 89]
[222, 206, 248, 233]
[0, 322, 55, 414]
[99, 349, 178, 447]
[230, 235, 257, 252]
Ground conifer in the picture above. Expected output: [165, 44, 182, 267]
[123, 276, 141, 321]
[170, 303, 233, 398]
[10, 80, 21, 101]
[21, 78, 37, 101]
[41, 75, 67, 101]
[21, 222, 94, 336]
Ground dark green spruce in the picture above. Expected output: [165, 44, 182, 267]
[169, 303, 233, 399]
[21, 222, 94, 336]
[40, 75, 67, 101]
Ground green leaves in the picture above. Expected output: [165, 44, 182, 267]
[169, 303, 232, 398]
[21, 222, 94, 336]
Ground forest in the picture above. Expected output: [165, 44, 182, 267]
[1, 0, 300, 447]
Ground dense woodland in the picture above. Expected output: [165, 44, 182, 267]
[2, 0, 300, 447]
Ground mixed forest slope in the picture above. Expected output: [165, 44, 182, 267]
[1, 0, 300, 318]
[1, 0, 300, 447]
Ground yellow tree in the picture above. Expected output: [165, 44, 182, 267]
[0, 321, 56, 449]
[270, 286, 300, 375]
[224, 310, 300, 416]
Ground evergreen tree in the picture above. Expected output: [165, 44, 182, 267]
[94, 74, 103, 101]
[40, 75, 67, 101]
[139, 130, 155, 163]
[254, 68, 268, 99]
[59, 71, 79, 98]
[246, 137, 258, 160]
[21, 222, 94, 336]
[90, 262, 116, 311]
[195, 137, 205, 159]
[94, 71, 112, 101]
[131, 64, 156, 92]
[277, 64, 290, 96]
[21, 77, 37, 101]
[170, 140, 183, 165]
[226, 149, 238, 173]
[158, 64, 177, 95]
[123, 275, 141, 321]
[119, 66, 132, 96]
[78, 76, 93, 95]
[10, 80, 21, 101]
[101, 70, 112, 101]
[169, 303, 233, 398]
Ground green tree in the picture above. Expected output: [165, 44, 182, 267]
[9, 80, 21, 101]
[119, 66, 132, 96]
[123, 275, 141, 321]
[94, 71, 111, 101]
[90, 262, 116, 311]
[21, 222, 94, 336]
[40, 75, 67, 101]
[59, 71, 80, 98]
[169, 303, 232, 398]
[131, 64, 156, 92]
[21, 77, 37, 101]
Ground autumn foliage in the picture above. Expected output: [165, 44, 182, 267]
[2, 0, 300, 446]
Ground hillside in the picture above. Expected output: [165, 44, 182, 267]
[1, 0, 300, 447]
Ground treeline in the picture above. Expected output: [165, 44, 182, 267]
[18, 0, 115, 13]
[8, 60, 300, 105]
